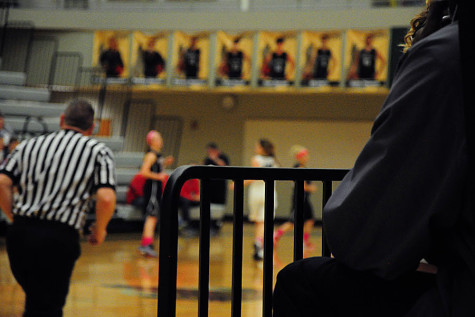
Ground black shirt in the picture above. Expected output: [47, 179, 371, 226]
[313, 49, 332, 79]
[99, 49, 124, 77]
[143, 51, 165, 78]
[227, 51, 243, 79]
[184, 48, 200, 79]
[203, 153, 230, 204]
[357, 48, 376, 79]
[324, 23, 474, 316]
[269, 52, 287, 79]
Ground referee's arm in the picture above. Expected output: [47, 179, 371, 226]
[0, 174, 13, 222]
[89, 146, 117, 246]
[89, 187, 116, 246]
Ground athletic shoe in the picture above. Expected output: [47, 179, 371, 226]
[253, 242, 264, 261]
[138, 244, 157, 257]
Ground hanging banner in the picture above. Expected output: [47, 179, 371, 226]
[344, 29, 389, 88]
[215, 31, 253, 87]
[300, 31, 342, 87]
[172, 31, 210, 87]
[131, 31, 168, 86]
[257, 31, 297, 87]
[93, 31, 130, 83]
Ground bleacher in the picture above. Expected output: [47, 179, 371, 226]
[0, 69, 146, 230]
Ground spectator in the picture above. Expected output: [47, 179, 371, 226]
[203, 142, 230, 233]
[273, 2, 472, 316]
[0, 110, 15, 147]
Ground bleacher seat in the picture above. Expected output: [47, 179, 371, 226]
[0, 71, 26, 86]
[8, 117, 60, 134]
[93, 136, 125, 152]
[114, 152, 144, 168]
[0, 85, 50, 102]
[0, 100, 66, 117]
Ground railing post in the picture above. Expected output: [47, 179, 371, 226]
[157, 173, 181, 317]
[293, 180, 305, 261]
[198, 179, 211, 317]
[262, 179, 274, 317]
[322, 180, 332, 257]
[231, 179, 244, 317]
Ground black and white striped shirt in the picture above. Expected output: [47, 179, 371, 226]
[0, 129, 116, 230]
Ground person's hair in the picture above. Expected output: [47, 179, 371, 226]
[64, 99, 95, 131]
[233, 38, 240, 44]
[402, 4, 430, 52]
[276, 37, 284, 44]
[402, 0, 452, 53]
[206, 142, 218, 149]
[146, 130, 160, 146]
[290, 144, 307, 157]
[259, 139, 275, 157]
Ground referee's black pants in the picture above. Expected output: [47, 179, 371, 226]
[6, 217, 81, 317]
[273, 257, 441, 317]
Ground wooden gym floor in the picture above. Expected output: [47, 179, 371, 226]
[0, 222, 323, 317]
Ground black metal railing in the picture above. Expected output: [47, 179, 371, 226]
[158, 165, 348, 317]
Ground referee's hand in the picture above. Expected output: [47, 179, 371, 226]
[88, 223, 107, 245]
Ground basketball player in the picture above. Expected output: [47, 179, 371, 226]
[138, 130, 173, 257]
[142, 38, 165, 78]
[99, 37, 124, 78]
[219, 38, 250, 79]
[246, 139, 279, 261]
[262, 37, 295, 80]
[347, 33, 386, 80]
[273, 146, 317, 251]
[311, 34, 335, 80]
[179, 36, 201, 79]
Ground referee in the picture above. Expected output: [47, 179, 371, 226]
[0, 99, 116, 316]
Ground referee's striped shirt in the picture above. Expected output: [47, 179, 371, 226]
[0, 129, 116, 230]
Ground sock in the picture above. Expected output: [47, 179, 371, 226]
[255, 237, 263, 248]
[274, 229, 284, 240]
[304, 232, 310, 242]
[141, 237, 153, 246]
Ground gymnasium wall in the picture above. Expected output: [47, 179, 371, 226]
[22, 4, 404, 218]
[10, 7, 421, 31]
[243, 119, 373, 219]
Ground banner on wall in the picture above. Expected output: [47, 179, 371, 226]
[257, 31, 297, 87]
[215, 31, 253, 87]
[131, 31, 168, 86]
[344, 29, 389, 88]
[93, 31, 130, 84]
[171, 31, 210, 87]
[300, 31, 342, 88]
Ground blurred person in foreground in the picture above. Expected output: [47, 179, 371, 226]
[274, 1, 475, 316]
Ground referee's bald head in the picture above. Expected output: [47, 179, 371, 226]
[63, 99, 95, 131]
